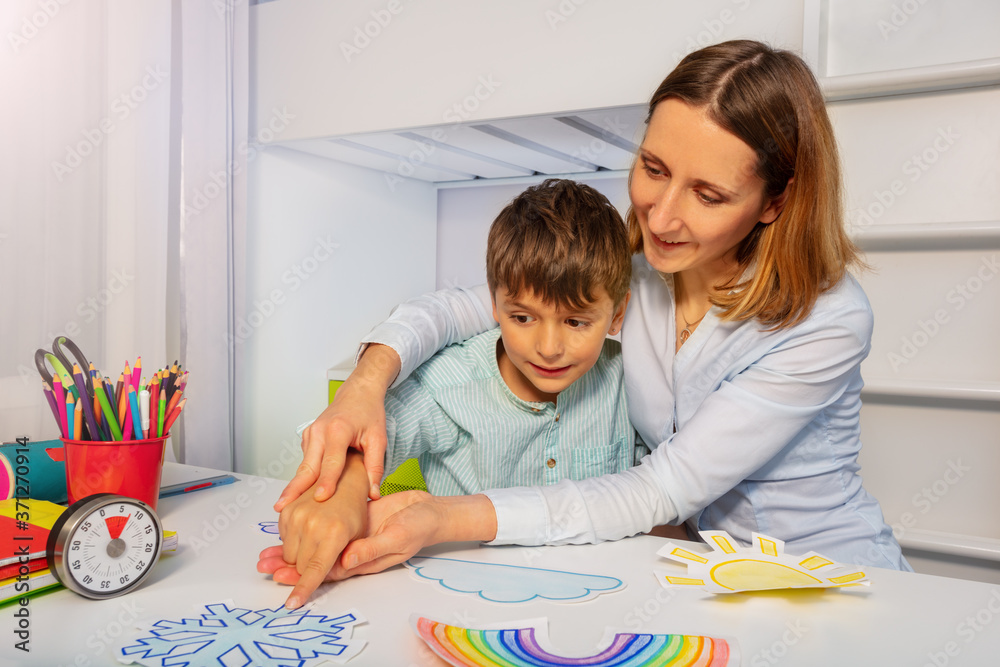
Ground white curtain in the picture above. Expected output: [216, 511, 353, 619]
[0, 0, 247, 471]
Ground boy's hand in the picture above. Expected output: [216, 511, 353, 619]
[273, 344, 401, 511]
[258, 452, 369, 609]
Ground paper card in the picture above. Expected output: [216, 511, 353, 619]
[405, 556, 624, 604]
[411, 615, 738, 666]
[656, 530, 869, 594]
[118, 602, 366, 666]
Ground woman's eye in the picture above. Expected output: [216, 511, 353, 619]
[698, 191, 722, 205]
[642, 162, 664, 177]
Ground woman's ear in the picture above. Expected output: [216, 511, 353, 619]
[760, 178, 793, 225]
[609, 290, 631, 334]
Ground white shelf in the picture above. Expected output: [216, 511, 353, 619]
[900, 528, 1000, 563]
[862, 378, 1000, 404]
[821, 57, 1000, 102]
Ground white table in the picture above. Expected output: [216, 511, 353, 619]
[5, 463, 1000, 666]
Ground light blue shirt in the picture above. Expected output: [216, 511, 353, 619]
[361, 258, 911, 570]
[383, 328, 637, 496]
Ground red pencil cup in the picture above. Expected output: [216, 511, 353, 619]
[60, 435, 168, 511]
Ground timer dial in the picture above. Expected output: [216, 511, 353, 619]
[47, 494, 163, 599]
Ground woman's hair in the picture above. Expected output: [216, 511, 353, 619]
[487, 179, 631, 309]
[626, 39, 863, 329]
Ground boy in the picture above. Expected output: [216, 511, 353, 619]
[261, 179, 638, 606]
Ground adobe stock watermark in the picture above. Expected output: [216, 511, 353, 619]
[184, 107, 296, 217]
[50, 598, 144, 666]
[887, 254, 997, 372]
[190, 438, 301, 555]
[922, 589, 1000, 667]
[850, 126, 959, 234]
[889, 458, 971, 542]
[225, 235, 339, 349]
[384, 74, 502, 192]
[564, 115, 632, 166]
[7, 0, 72, 54]
[623, 583, 679, 631]
[670, 0, 755, 63]
[340, 0, 408, 63]
[50, 65, 170, 182]
[877, 0, 934, 40]
[17, 268, 135, 386]
[749, 620, 809, 666]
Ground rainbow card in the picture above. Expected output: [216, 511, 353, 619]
[411, 615, 736, 667]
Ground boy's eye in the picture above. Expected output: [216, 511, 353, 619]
[566, 319, 589, 329]
[512, 314, 531, 324]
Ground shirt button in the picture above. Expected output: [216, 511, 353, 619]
[546, 458, 556, 468]
[532, 408, 540, 412]
[554, 414, 560, 422]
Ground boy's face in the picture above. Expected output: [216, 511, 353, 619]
[492, 286, 629, 403]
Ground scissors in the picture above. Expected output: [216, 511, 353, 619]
[34, 336, 95, 398]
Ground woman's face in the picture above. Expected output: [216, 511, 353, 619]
[629, 98, 785, 283]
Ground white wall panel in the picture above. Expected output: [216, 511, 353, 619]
[832, 87, 1000, 229]
[825, 0, 1000, 76]
[860, 250, 1000, 383]
[254, 0, 803, 141]
[240, 147, 436, 477]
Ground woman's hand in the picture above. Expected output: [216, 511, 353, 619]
[336, 491, 499, 577]
[273, 344, 401, 511]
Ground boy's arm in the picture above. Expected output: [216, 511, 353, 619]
[257, 450, 369, 609]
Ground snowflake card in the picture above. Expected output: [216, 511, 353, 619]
[118, 602, 365, 666]
[656, 531, 870, 594]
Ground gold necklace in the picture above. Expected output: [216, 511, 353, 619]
[678, 310, 707, 346]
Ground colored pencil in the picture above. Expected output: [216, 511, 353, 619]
[93, 391, 102, 432]
[131, 357, 142, 392]
[128, 385, 142, 440]
[117, 375, 129, 431]
[66, 393, 75, 441]
[150, 372, 163, 437]
[42, 381, 61, 428]
[115, 372, 124, 406]
[162, 397, 186, 435]
[93, 373, 123, 441]
[72, 364, 101, 442]
[73, 399, 83, 440]
[140, 388, 150, 439]
[53, 375, 68, 438]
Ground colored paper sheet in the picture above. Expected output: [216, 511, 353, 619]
[412, 615, 737, 667]
[119, 603, 365, 666]
[405, 556, 625, 604]
[656, 530, 870, 594]
[0, 568, 59, 605]
[0, 498, 66, 567]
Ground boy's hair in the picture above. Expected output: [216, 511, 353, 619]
[487, 179, 630, 309]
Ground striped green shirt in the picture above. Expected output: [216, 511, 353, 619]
[384, 327, 638, 496]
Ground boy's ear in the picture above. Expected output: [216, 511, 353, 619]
[609, 290, 630, 334]
[759, 178, 793, 225]
[491, 293, 499, 323]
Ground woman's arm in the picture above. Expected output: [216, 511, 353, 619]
[276, 285, 496, 509]
[337, 299, 871, 568]
[485, 302, 873, 546]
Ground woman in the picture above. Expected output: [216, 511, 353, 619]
[264, 40, 910, 603]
